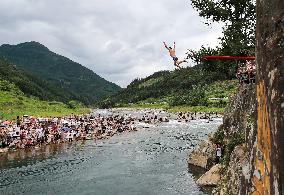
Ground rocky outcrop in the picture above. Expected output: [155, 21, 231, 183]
[189, 1, 284, 192]
[253, 1, 284, 193]
[188, 140, 216, 169]
[215, 84, 257, 195]
[196, 164, 223, 186]
[215, 2, 284, 193]
[214, 84, 257, 195]
[214, 145, 248, 195]
[189, 84, 257, 194]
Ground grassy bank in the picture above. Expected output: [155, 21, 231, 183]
[0, 80, 89, 121]
[118, 103, 225, 113]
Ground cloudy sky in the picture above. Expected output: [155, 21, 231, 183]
[0, 0, 223, 87]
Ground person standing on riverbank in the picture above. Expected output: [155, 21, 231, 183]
[216, 144, 222, 163]
[16, 116, 21, 127]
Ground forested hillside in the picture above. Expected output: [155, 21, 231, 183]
[0, 42, 121, 105]
[100, 64, 238, 110]
[0, 58, 80, 104]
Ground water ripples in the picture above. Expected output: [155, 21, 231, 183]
[0, 117, 222, 195]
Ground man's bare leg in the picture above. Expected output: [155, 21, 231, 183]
[176, 59, 188, 68]
[174, 61, 181, 69]
[174, 64, 181, 69]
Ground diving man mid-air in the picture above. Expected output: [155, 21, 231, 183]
[163, 42, 187, 69]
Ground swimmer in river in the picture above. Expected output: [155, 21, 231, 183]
[163, 42, 188, 69]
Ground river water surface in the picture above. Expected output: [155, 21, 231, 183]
[0, 110, 222, 195]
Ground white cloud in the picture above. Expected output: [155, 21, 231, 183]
[0, 0, 223, 87]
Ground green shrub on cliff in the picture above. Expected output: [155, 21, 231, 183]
[210, 123, 246, 167]
[222, 132, 246, 166]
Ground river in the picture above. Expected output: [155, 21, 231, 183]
[0, 109, 222, 195]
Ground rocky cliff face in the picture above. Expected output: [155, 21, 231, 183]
[188, 83, 258, 194]
[216, 84, 257, 194]
[213, 84, 258, 194]
[254, 0, 284, 193]
[189, 1, 284, 193]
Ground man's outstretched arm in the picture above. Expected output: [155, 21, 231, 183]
[163, 42, 169, 50]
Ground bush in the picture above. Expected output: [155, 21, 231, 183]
[210, 125, 225, 145]
[67, 100, 80, 109]
[222, 132, 246, 166]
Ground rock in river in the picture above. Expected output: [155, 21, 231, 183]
[187, 140, 216, 169]
[196, 164, 223, 186]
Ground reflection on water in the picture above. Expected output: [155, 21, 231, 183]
[0, 115, 222, 195]
[0, 141, 88, 168]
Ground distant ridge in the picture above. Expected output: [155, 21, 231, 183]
[0, 41, 121, 105]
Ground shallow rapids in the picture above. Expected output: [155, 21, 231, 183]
[0, 110, 222, 195]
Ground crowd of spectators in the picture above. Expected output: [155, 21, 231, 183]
[236, 61, 256, 84]
[0, 114, 137, 151]
[0, 109, 222, 152]
[177, 111, 221, 123]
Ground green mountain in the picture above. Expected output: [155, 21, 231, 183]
[0, 41, 121, 105]
[0, 58, 88, 120]
[100, 65, 238, 110]
[0, 57, 80, 103]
